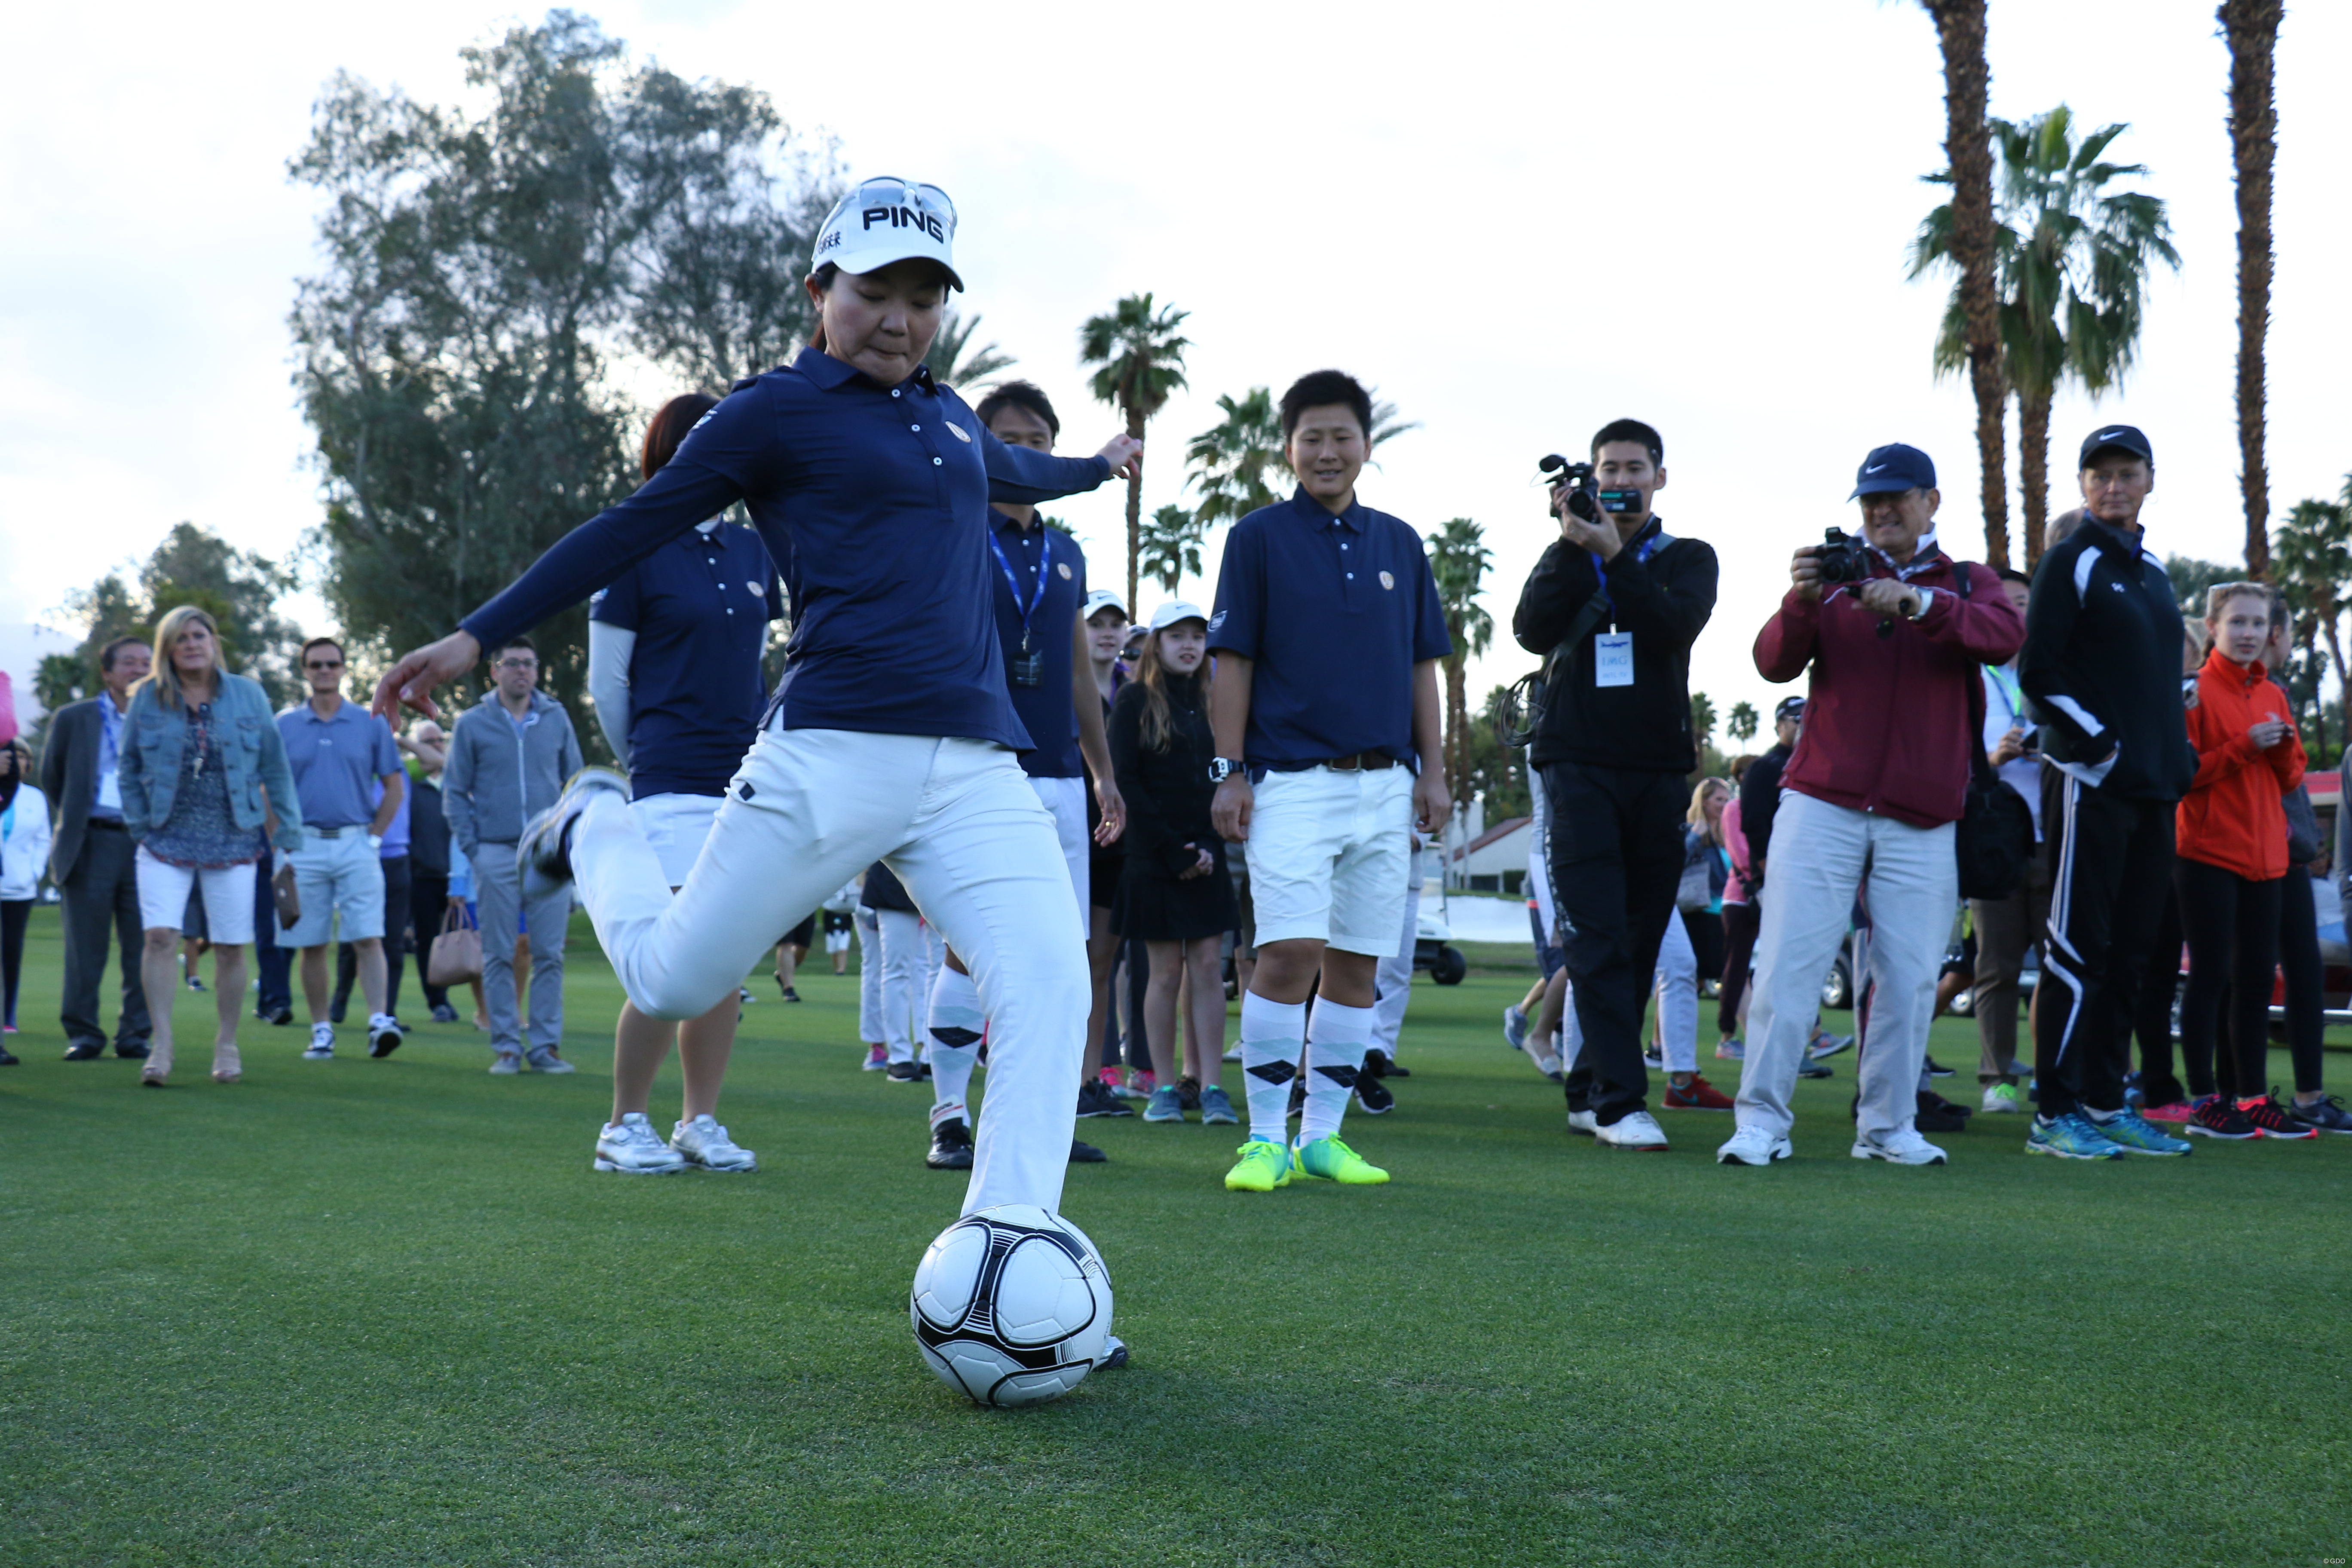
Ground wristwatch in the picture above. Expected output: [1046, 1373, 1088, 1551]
[367, 833, 385, 853]
[1207, 757, 1245, 784]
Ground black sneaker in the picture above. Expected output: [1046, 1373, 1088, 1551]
[1076, 1078, 1133, 1118]
[0, 1045, 18, 1066]
[62, 1042, 106, 1061]
[1915, 1091, 1972, 1133]
[1069, 1139, 1107, 1164]
[261, 1006, 294, 1027]
[1363, 1049, 1409, 1079]
[925, 1117, 974, 1169]
[1177, 1077, 1202, 1113]
[113, 1043, 151, 1060]
[1797, 1058, 1833, 1080]
[1355, 1075, 1395, 1115]
[431, 1003, 459, 1024]
[2289, 1093, 2352, 1135]
[886, 1060, 925, 1082]
[781, 986, 802, 1003]
[1098, 1335, 1130, 1369]
[2185, 1095, 2258, 1139]
[1924, 1056, 1955, 1078]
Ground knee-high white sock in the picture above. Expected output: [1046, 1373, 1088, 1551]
[1300, 997, 1375, 1145]
[1237, 992, 1308, 1143]
[927, 966, 983, 1121]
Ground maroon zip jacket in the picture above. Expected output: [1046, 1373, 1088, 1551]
[1753, 550, 2026, 830]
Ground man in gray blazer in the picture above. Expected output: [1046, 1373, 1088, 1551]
[40, 636, 156, 1060]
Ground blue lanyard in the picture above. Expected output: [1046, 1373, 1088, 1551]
[987, 526, 1054, 649]
[1589, 527, 1663, 624]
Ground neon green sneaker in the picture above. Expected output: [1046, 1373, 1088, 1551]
[1291, 1135, 1390, 1185]
[1223, 1137, 1293, 1193]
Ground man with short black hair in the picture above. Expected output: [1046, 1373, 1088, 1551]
[42, 636, 155, 1059]
[444, 634, 585, 1073]
[1513, 416, 1717, 1151]
[1207, 368, 1450, 1191]
[2018, 425, 2201, 1160]
[277, 637, 406, 1060]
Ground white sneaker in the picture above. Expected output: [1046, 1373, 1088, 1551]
[1851, 1127, 1948, 1166]
[526, 1047, 577, 1075]
[1566, 1108, 1598, 1136]
[488, 1054, 522, 1075]
[302, 1024, 335, 1060]
[1981, 1081, 2024, 1114]
[672, 1113, 758, 1172]
[1222, 1045, 1242, 1063]
[1717, 1125, 1793, 1165]
[1594, 1110, 1670, 1151]
[1503, 1004, 1529, 1050]
[594, 1112, 688, 1174]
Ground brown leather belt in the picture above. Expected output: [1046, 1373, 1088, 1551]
[1321, 752, 1397, 771]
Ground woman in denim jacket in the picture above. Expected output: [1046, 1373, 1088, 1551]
[119, 605, 304, 1085]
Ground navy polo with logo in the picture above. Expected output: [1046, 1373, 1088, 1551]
[1207, 488, 1451, 769]
[591, 521, 784, 799]
[989, 513, 1087, 778]
[457, 347, 1114, 750]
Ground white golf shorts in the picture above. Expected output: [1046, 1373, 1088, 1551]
[277, 831, 385, 947]
[1245, 764, 1414, 956]
[135, 847, 259, 946]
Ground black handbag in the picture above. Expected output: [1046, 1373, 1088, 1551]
[1952, 564, 2034, 900]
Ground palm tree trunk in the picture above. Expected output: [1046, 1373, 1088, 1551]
[1923, 0, 2008, 569]
[2018, 386, 2052, 566]
[1123, 404, 1145, 610]
[2221, 0, 2282, 579]
[1443, 653, 1468, 805]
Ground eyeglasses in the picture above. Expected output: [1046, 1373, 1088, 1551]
[495, 658, 538, 671]
[848, 176, 957, 235]
[305, 659, 343, 671]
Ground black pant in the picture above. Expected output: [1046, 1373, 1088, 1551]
[2276, 868, 2325, 1096]
[2, 898, 30, 1028]
[1123, 935, 1152, 1072]
[2174, 859, 2280, 1099]
[1682, 909, 1723, 995]
[2035, 779, 2174, 1118]
[58, 825, 150, 1051]
[254, 855, 293, 1017]
[2130, 887, 2187, 1106]
[334, 854, 412, 1018]
[1717, 901, 1758, 1038]
[1541, 761, 1686, 1124]
[410, 867, 451, 1011]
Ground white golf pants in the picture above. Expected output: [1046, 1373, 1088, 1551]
[1735, 790, 1955, 1142]
[570, 729, 1088, 1215]
[874, 908, 928, 1064]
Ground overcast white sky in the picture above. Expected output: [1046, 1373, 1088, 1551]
[4, 0, 2346, 732]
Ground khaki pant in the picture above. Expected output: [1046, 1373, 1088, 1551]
[1970, 855, 2051, 1083]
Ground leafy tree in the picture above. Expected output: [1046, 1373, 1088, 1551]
[1185, 388, 1283, 532]
[1137, 504, 1205, 596]
[2163, 554, 2236, 627]
[1726, 700, 1760, 749]
[1690, 692, 1718, 755]
[2220, 0, 2284, 577]
[1462, 685, 1532, 824]
[2273, 493, 2352, 760]
[1426, 518, 1493, 808]
[1366, 391, 1421, 454]
[1079, 293, 1190, 608]
[926, 309, 1015, 391]
[288, 12, 836, 715]
[1912, 108, 2177, 564]
[1914, 0, 2009, 568]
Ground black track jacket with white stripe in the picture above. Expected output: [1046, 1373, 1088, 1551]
[2018, 518, 2198, 802]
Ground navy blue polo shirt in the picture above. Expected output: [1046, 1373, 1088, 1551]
[276, 697, 402, 828]
[1207, 488, 1451, 769]
[989, 512, 1087, 778]
[458, 348, 1113, 751]
[591, 521, 784, 799]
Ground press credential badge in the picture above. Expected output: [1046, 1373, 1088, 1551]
[1594, 632, 1633, 688]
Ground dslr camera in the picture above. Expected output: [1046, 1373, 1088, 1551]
[1812, 527, 1871, 585]
[1539, 455, 1643, 525]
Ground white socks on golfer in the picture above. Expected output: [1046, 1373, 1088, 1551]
[927, 966, 983, 1124]
[1237, 992, 1308, 1143]
[1300, 998, 1374, 1146]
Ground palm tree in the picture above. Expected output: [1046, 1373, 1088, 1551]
[1078, 294, 1191, 607]
[1425, 518, 1493, 808]
[2273, 493, 2352, 711]
[1185, 388, 1284, 532]
[1366, 391, 1421, 455]
[1726, 701, 1760, 750]
[1690, 694, 1718, 757]
[1912, 108, 2178, 564]
[2220, 0, 2284, 578]
[1914, 0, 2009, 568]
[925, 309, 1015, 390]
[1137, 504, 1206, 597]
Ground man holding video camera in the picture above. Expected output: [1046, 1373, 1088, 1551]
[1512, 418, 1717, 1151]
[1718, 444, 2022, 1167]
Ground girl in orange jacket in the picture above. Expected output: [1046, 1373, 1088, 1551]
[2174, 584, 2309, 1140]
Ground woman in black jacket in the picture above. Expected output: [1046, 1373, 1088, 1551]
[1109, 604, 1239, 1126]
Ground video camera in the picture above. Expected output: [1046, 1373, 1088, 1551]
[1812, 527, 1871, 585]
[1538, 455, 1644, 525]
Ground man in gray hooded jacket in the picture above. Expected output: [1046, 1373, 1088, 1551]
[444, 635, 585, 1072]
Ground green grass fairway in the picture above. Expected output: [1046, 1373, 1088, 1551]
[4, 905, 2349, 1566]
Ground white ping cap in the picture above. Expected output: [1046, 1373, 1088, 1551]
[812, 176, 963, 290]
[1149, 600, 1209, 632]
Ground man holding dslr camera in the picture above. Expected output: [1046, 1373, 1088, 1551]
[1513, 418, 1717, 1151]
[1718, 444, 2022, 1167]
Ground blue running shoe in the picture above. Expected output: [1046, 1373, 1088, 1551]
[2089, 1109, 2192, 1157]
[1142, 1084, 1186, 1124]
[2025, 1112, 2126, 1161]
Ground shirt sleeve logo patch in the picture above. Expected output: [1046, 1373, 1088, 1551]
[747, 581, 762, 594]
[945, 422, 972, 443]
[1208, 610, 1226, 632]
[1378, 570, 1395, 590]
[1057, 563, 1072, 579]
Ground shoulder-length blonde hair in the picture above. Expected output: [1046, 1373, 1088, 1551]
[144, 605, 223, 711]
[1687, 776, 1730, 831]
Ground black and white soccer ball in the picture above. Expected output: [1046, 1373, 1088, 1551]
[910, 1205, 1113, 1408]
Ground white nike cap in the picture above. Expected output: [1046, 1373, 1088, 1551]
[1149, 600, 1209, 632]
[811, 176, 963, 291]
[1083, 589, 1129, 622]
